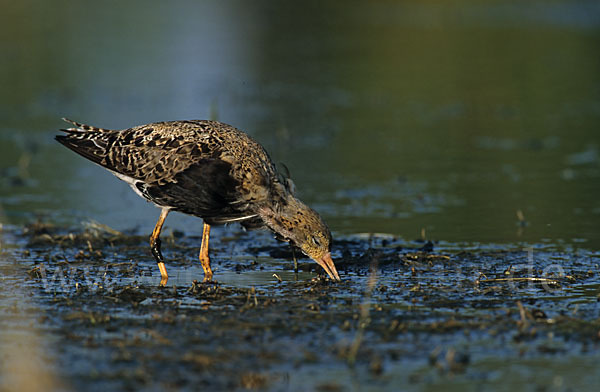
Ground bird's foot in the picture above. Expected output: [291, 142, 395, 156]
[157, 262, 169, 287]
[201, 274, 217, 284]
[159, 276, 169, 287]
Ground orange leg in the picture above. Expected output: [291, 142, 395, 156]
[150, 208, 170, 286]
[199, 222, 213, 282]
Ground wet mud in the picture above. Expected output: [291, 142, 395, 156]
[3, 221, 600, 391]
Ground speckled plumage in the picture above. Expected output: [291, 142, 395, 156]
[56, 118, 340, 283]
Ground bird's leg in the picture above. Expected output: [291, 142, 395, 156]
[150, 208, 170, 286]
[199, 222, 213, 282]
[291, 247, 299, 276]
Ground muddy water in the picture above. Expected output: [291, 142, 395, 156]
[1, 1, 600, 391]
[1, 1, 599, 247]
[0, 222, 598, 391]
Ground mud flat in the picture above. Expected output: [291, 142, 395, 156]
[1, 222, 599, 391]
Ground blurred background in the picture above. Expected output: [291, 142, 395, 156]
[1, 0, 599, 248]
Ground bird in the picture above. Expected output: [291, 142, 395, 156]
[55, 118, 340, 285]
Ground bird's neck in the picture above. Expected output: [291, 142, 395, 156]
[257, 196, 302, 242]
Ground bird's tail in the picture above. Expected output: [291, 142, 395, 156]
[60, 118, 115, 133]
[55, 118, 117, 166]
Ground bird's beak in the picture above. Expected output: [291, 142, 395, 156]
[314, 252, 341, 281]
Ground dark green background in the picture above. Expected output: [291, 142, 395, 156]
[1, 0, 599, 248]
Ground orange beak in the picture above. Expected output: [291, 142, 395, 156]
[314, 252, 341, 281]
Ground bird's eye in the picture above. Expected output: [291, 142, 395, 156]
[311, 236, 321, 247]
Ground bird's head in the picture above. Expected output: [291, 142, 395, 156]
[260, 197, 340, 281]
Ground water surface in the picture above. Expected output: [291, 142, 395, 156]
[1, 0, 598, 248]
[1, 1, 599, 391]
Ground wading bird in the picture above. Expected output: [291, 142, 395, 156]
[56, 118, 340, 285]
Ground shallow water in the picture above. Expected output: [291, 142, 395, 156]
[2, 223, 600, 391]
[1, 0, 599, 248]
[1, 1, 600, 391]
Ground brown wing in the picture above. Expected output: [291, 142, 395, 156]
[56, 119, 262, 223]
[136, 159, 260, 222]
[56, 120, 217, 183]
